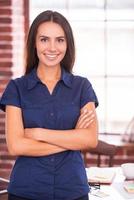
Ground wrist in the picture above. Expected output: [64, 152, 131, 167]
[36, 128, 42, 141]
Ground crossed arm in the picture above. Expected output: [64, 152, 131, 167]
[5, 102, 98, 156]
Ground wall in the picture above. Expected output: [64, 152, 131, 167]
[83, 147, 134, 168]
[0, 0, 29, 181]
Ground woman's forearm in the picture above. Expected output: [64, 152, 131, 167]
[25, 127, 98, 151]
[44, 128, 98, 150]
[5, 106, 67, 157]
[8, 136, 67, 156]
[25, 106, 98, 151]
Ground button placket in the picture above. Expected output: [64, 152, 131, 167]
[50, 112, 54, 117]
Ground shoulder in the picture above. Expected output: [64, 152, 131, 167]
[72, 74, 92, 87]
[12, 74, 27, 84]
[1, 75, 26, 93]
[71, 74, 99, 108]
[11, 74, 29, 89]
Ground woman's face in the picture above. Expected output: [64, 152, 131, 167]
[35, 21, 67, 68]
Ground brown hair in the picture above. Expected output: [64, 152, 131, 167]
[25, 10, 75, 74]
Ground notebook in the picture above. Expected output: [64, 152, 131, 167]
[124, 181, 134, 193]
[86, 167, 116, 184]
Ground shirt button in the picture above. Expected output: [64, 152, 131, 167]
[50, 158, 55, 162]
[50, 112, 54, 116]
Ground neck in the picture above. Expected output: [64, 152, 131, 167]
[37, 65, 61, 82]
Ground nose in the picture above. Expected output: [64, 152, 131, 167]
[49, 40, 56, 51]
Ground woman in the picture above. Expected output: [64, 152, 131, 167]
[0, 10, 98, 200]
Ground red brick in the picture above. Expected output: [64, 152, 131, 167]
[0, 138, 6, 143]
[127, 149, 134, 156]
[0, 35, 12, 41]
[1, 155, 16, 160]
[0, 112, 5, 118]
[116, 148, 124, 155]
[0, 44, 12, 49]
[0, 84, 6, 90]
[0, 143, 7, 150]
[0, 121, 5, 125]
[0, 169, 11, 179]
[0, 62, 12, 68]
[0, 27, 12, 32]
[0, 79, 9, 84]
[0, 131, 5, 135]
[0, 162, 12, 169]
[0, 0, 11, 6]
[0, 17, 12, 24]
[0, 9, 12, 15]
[0, 53, 12, 58]
[0, 89, 5, 93]
[0, 71, 12, 76]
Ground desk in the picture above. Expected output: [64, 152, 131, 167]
[87, 167, 134, 200]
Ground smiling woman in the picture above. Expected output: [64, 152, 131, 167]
[35, 21, 67, 93]
[0, 10, 98, 200]
[35, 22, 67, 70]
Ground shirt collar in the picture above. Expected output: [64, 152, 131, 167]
[60, 68, 73, 88]
[27, 68, 41, 90]
[26, 67, 73, 90]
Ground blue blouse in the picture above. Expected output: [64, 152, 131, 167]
[0, 68, 98, 200]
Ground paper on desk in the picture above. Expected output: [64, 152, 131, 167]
[124, 181, 134, 193]
[113, 182, 134, 199]
[91, 190, 110, 198]
[86, 167, 116, 184]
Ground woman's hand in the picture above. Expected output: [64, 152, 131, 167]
[75, 109, 95, 129]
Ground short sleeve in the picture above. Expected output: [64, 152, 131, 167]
[80, 78, 99, 108]
[0, 80, 21, 112]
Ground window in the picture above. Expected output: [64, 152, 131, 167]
[30, 0, 134, 134]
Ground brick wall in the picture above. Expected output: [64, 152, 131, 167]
[0, 0, 29, 180]
[83, 148, 134, 168]
[0, 0, 13, 180]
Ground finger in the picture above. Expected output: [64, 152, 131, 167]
[80, 109, 93, 117]
[78, 112, 95, 127]
[78, 117, 94, 128]
[76, 109, 94, 128]
[80, 119, 94, 129]
[77, 112, 93, 126]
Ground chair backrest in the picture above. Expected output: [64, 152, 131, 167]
[89, 140, 117, 167]
[0, 177, 9, 195]
[122, 117, 134, 142]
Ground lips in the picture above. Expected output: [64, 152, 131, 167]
[44, 54, 59, 60]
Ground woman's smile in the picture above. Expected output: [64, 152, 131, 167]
[43, 53, 59, 60]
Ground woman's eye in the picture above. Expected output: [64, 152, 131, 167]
[58, 38, 64, 43]
[40, 38, 48, 42]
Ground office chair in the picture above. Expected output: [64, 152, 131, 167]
[0, 177, 9, 195]
[122, 116, 134, 142]
[89, 140, 117, 167]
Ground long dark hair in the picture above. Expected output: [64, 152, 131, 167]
[25, 10, 75, 74]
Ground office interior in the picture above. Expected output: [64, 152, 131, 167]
[0, 0, 134, 199]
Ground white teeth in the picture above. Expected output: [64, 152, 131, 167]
[45, 54, 57, 58]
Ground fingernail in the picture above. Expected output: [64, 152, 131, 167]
[84, 109, 87, 113]
[87, 110, 92, 115]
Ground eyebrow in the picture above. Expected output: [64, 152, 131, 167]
[39, 35, 66, 39]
